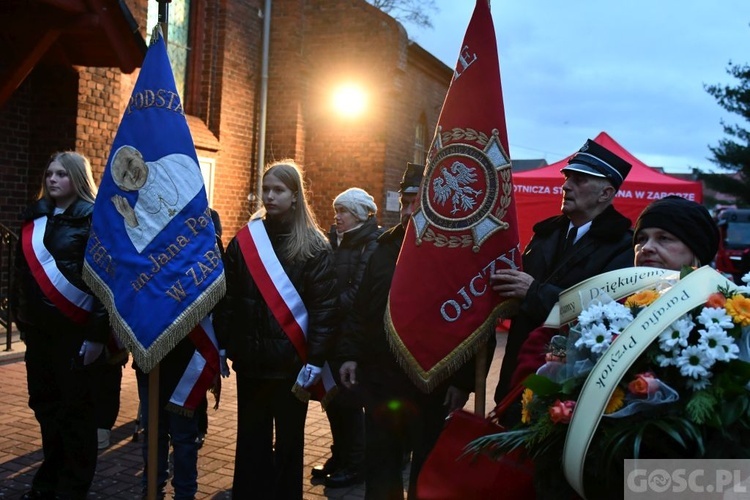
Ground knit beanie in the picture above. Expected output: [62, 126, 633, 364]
[333, 188, 377, 222]
[633, 196, 719, 266]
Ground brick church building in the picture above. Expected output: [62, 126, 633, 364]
[0, 0, 452, 243]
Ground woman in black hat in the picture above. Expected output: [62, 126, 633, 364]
[509, 196, 720, 390]
[632, 195, 719, 270]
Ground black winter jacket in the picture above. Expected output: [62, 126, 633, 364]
[343, 223, 493, 393]
[520, 204, 634, 323]
[12, 198, 109, 342]
[495, 204, 633, 401]
[328, 217, 383, 360]
[216, 219, 338, 379]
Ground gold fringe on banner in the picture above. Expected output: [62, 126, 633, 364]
[385, 298, 518, 393]
[82, 260, 226, 374]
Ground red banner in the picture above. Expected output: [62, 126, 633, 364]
[385, 0, 520, 392]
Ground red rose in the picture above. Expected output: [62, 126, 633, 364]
[549, 399, 576, 424]
[627, 372, 658, 397]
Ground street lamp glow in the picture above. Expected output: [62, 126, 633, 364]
[332, 84, 367, 118]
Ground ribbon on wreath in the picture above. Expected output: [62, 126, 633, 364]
[543, 267, 677, 328]
[562, 266, 736, 498]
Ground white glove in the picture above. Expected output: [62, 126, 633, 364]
[219, 349, 230, 378]
[299, 364, 323, 389]
[79, 340, 104, 366]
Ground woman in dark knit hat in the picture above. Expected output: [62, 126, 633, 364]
[633, 195, 720, 268]
[508, 196, 720, 391]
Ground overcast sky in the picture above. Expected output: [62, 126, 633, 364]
[405, 1, 750, 173]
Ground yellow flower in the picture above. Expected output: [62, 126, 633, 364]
[604, 386, 625, 414]
[625, 289, 660, 308]
[521, 388, 533, 424]
[726, 294, 750, 327]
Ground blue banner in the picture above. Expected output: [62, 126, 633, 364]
[83, 29, 225, 372]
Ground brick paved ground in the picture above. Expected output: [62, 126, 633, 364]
[0, 334, 505, 499]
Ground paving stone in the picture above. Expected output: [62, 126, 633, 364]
[0, 333, 505, 498]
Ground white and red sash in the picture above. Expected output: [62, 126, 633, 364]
[21, 216, 94, 324]
[168, 316, 221, 413]
[236, 218, 337, 406]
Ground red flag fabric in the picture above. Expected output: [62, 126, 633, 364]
[385, 0, 520, 392]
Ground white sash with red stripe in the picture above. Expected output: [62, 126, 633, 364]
[168, 316, 221, 413]
[237, 218, 337, 407]
[21, 216, 94, 324]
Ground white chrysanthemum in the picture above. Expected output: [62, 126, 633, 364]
[607, 302, 635, 330]
[659, 315, 693, 352]
[735, 285, 750, 295]
[578, 302, 606, 327]
[698, 325, 740, 362]
[656, 353, 675, 367]
[697, 307, 734, 329]
[686, 375, 712, 391]
[742, 272, 750, 285]
[675, 345, 715, 379]
[576, 323, 613, 354]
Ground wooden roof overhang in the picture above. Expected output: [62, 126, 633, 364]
[0, 0, 147, 108]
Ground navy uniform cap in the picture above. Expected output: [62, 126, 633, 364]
[561, 139, 632, 189]
[400, 163, 424, 194]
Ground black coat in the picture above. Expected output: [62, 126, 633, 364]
[216, 219, 338, 379]
[341, 223, 403, 365]
[495, 204, 634, 401]
[328, 217, 383, 360]
[12, 198, 109, 342]
[343, 223, 492, 393]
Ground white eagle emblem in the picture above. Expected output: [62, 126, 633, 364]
[432, 161, 483, 214]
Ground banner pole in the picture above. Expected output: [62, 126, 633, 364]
[473, 343, 487, 415]
[149, 5, 168, 497]
[147, 364, 160, 500]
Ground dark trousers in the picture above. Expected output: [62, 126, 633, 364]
[135, 370, 200, 500]
[92, 362, 123, 430]
[361, 366, 449, 500]
[196, 396, 208, 434]
[233, 376, 308, 500]
[25, 330, 98, 500]
[325, 360, 365, 471]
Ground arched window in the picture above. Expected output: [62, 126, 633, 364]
[414, 113, 428, 165]
[147, 0, 192, 103]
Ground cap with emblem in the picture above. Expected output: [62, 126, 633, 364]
[400, 163, 424, 194]
[561, 139, 632, 190]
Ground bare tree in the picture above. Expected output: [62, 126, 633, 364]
[367, 0, 438, 29]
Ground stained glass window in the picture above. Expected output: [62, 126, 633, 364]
[147, 0, 191, 101]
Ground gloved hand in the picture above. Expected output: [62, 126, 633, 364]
[219, 349, 230, 378]
[79, 340, 104, 366]
[299, 364, 323, 389]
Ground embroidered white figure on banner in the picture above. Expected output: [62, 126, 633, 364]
[110, 145, 204, 253]
[433, 161, 483, 214]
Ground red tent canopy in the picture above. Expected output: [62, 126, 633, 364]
[512, 131, 703, 247]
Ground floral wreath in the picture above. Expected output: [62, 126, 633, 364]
[469, 268, 750, 498]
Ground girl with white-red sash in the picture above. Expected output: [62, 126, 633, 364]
[12, 151, 110, 500]
[216, 160, 338, 499]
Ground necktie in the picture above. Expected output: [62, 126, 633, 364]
[564, 226, 578, 252]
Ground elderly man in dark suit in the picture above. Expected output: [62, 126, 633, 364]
[491, 139, 635, 402]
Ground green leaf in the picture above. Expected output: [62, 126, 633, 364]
[720, 398, 749, 426]
[522, 374, 562, 397]
[686, 390, 718, 425]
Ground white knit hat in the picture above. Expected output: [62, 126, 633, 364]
[333, 188, 377, 222]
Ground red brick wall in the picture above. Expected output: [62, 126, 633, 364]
[0, 0, 449, 243]
[76, 67, 126, 180]
[207, 0, 263, 242]
[269, 0, 450, 228]
[0, 80, 32, 232]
